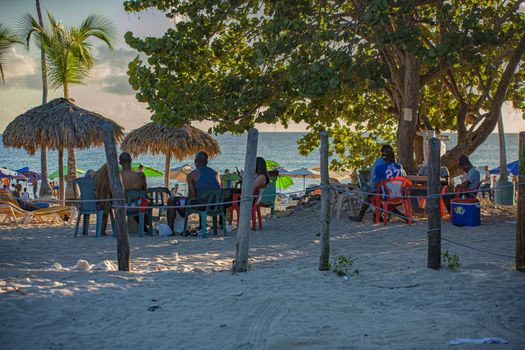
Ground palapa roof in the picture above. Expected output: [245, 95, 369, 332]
[2, 98, 124, 155]
[121, 122, 220, 160]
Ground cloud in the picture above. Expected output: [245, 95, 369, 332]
[1, 48, 41, 90]
[2, 46, 138, 95]
[2, 72, 42, 90]
[99, 75, 134, 95]
[87, 46, 137, 95]
[90, 46, 137, 80]
[2, 48, 39, 78]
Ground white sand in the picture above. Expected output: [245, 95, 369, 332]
[0, 210, 524, 349]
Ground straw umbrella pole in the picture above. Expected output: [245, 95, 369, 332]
[121, 123, 220, 188]
[2, 98, 124, 203]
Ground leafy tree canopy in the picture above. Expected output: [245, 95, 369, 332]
[124, 0, 525, 170]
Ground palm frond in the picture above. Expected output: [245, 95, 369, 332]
[21, 11, 116, 92]
[77, 14, 117, 50]
[0, 23, 23, 83]
[16, 13, 42, 49]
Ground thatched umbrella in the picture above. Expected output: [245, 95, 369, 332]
[121, 123, 220, 188]
[2, 98, 124, 202]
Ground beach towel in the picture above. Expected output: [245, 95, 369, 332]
[447, 337, 508, 345]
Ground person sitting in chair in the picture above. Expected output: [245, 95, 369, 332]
[119, 152, 149, 234]
[167, 151, 220, 233]
[443, 155, 480, 213]
[119, 153, 147, 192]
[350, 145, 405, 222]
[240, 157, 270, 199]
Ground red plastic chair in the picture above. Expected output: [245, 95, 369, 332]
[420, 186, 446, 218]
[228, 194, 241, 226]
[454, 183, 481, 199]
[374, 177, 413, 225]
[228, 194, 262, 231]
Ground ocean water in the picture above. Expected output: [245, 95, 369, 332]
[0, 132, 520, 194]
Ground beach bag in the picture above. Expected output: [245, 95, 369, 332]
[172, 210, 185, 234]
[138, 197, 149, 212]
[158, 224, 173, 236]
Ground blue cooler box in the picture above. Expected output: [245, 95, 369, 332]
[451, 198, 480, 227]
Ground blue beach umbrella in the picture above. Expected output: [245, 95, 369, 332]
[489, 160, 519, 176]
[15, 167, 30, 173]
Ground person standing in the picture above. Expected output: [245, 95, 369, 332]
[31, 176, 39, 199]
[479, 165, 492, 200]
[21, 187, 30, 202]
[13, 180, 22, 196]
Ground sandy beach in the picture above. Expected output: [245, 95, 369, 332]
[0, 207, 524, 350]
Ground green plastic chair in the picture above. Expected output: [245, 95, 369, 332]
[147, 187, 170, 221]
[221, 173, 241, 188]
[73, 178, 111, 238]
[183, 189, 228, 238]
[125, 190, 152, 237]
[258, 180, 277, 215]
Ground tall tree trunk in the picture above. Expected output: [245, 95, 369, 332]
[36, 0, 52, 197]
[441, 33, 525, 175]
[414, 134, 424, 166]
[65, 148, 77, 200]
[63, 82, 78, 200]
[164, 155, 171, 189]
[396, 53, 419, 174]
[58, 149, 64, 204]
[497, 109, 508, 181]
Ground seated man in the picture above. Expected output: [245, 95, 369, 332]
[119, 152, 149, 234]
[350, 144, 405, 222]
[443, 155, 480, 213]
[372, 148, 409, 221]
[167, 152, 220, 232]
[119, 153, 147, 192]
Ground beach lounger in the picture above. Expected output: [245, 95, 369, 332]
[0, 201, 70, 225]
[0, 203, 32, 225]
[31, 206, 71, 224]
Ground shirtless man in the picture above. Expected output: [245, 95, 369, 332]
[119, 152, 149, 234]
[119, 153, 147, 192]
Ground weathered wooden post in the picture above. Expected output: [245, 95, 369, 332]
[58, 149, 64, 205]
[234, 128, 258, 272]
[319, 131, 330, 271]
[427, 137, 441, 269]
[102, 123, 130, 272]
[516, 132, 525, 271]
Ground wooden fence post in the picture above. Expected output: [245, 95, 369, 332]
[102, 123, 130, 272]
[58, 149, 64, 205]
[234, 128, 258, 273]
[516, 132, 525, 271]
[427, 137, 441, 269]
[319, 131, 330, 271]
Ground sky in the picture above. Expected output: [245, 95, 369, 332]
[0, 0, 524, 133]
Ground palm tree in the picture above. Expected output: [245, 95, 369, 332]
[0, 23, 22, 84]
[18, 0, 53, 197]
[19, 11, 116, 200]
